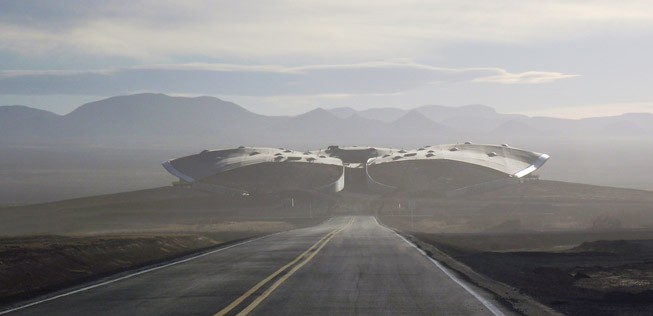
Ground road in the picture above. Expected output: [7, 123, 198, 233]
[2, 216, 512, 316]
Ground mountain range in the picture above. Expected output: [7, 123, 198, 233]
[2, 93, 653, 149]
[2, 93, 653, 203]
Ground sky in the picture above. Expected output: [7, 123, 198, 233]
[1, 0, 652, 118]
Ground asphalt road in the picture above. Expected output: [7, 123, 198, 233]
[2, 216, 512, 316]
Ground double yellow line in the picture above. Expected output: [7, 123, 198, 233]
[215, 217, 353, 316]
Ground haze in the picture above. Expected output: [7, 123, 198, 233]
[1, 1, 652, 117]
[2, 2, 653, 316]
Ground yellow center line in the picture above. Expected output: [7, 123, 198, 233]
[215, 217, 353, 316]
[237, 220, 350, 315]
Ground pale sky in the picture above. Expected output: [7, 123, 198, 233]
[1, 0, 652, 117]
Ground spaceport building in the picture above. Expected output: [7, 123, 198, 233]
[162, 143, 549, 196]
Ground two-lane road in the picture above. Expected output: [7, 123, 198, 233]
[2, 217, 512, 315]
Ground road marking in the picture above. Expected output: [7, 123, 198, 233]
[237, 219, 351, 315]
[216, 217, 353, 316]
[373, 217, 506, 316]
[0, 231, 286, 315]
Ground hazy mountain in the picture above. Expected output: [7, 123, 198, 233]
[264, 108, 387, 147]
[389, 110, 442, 132]
[273, 108, 342, 131]
[600, 121, 648, 137]
[1, 93, 280, 147]
[382, 110, 451, 145]
[328, 107, 410, 122]
[327, 107, 358, 119]
[64, 93, 273, 139]
[0, 105, 63, 142]
[327, 104, 506, 124]
[580, 113, 653, 135]
[415, 104, 497, 122]
[357, 108, 409, 122]
[0, 105, 60, 123]
[522, 113, 653, 140]
[2, 93, 653, 149]
[328, 103, 528, 131]
[489, 120, 542, 138]
[3, 93, 653, 204]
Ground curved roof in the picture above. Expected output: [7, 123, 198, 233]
[313, 145, 395, 164]
[367, 143, 549, 178]
[163, 147, 343, 182]
[162, 144, 549, 195]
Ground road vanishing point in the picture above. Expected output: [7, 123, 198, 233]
[2, 216, 513, 316]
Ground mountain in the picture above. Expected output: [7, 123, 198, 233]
[275, 108, 342, 130]
[2, 93, 653, 149]
[0, 105, 63, 143]
[3, 93, 653, 198]
[64, 93, 272, 138]
[489, 120, 542, 138]
[357, 108, 409, 122]
[1, 93, 280, 147]
[381, 110, 451, 145]
[415, 104, 497, 122]
[327, 107, 410, 122]
[329, 103, 527, 128]
[389, 110, 441, 131]
[327, 107, 357, 119]
[600, 120, 648, 137]
[522, 113, 653, 140]
[264, 108, 387, 146]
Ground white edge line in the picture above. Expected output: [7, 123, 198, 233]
[0, 232, 282, 315]
[373, 217, 506, 316]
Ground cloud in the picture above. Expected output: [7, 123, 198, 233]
[472, 70, 580, 84]
[0, 61, 577, 96]
[1, 1, 652, 62]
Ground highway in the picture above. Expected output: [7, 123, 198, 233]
[2, 216, 512, 316]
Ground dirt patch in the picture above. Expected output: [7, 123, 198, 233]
[0, 231, 287, 306]
[3, 179, 653, 313]
[408, 233, 653, 316]
[0, 186, 334, 236]
[0, 234, 213, 305]
[193, 220, 295, 232]
[377, 181, 653, 233]
[0, 186, 330, 307]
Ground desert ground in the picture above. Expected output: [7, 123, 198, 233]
[379, 180, 653, 315]
[2, 179, 653, 315]
[0, 187, 331, 305]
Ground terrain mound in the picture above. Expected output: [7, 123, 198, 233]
[569, 240, 653, 254]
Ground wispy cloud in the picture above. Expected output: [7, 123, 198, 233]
[0, 61, 577, 96]
[473, 70, 580, 84]
[1, 1, 652, 62]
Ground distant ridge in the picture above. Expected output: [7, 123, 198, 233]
[328, 107, 358, 119]
[415, 104, 496, 121]
[390, 110, 442, 131]
[2, 93, 653, 148]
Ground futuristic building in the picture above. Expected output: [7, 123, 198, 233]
[364, 144, 549, 195]
[163, 147, 344, 194]
[163, 143, 549, 196]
